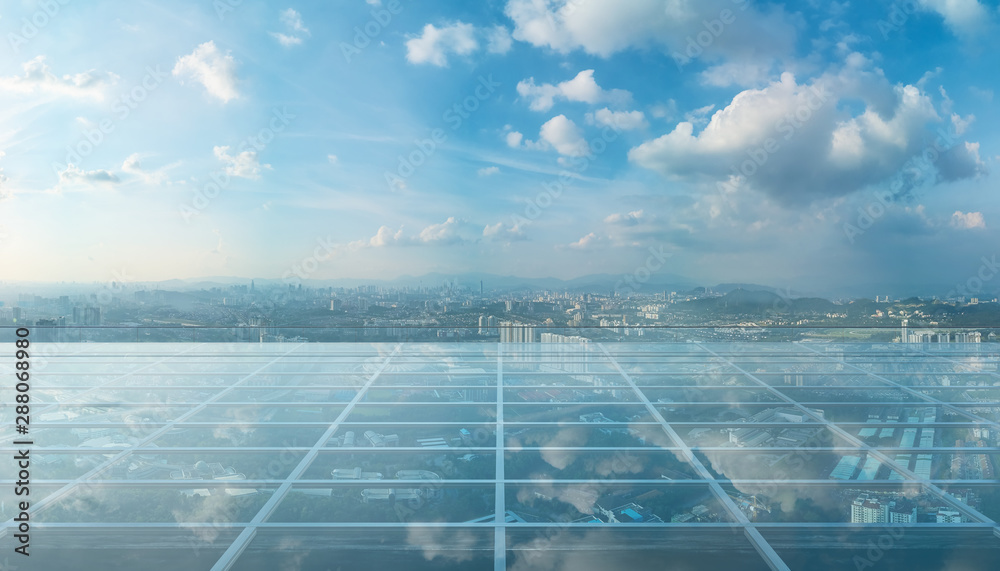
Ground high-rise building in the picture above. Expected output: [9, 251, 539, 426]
[539, 333, 588, 343]
[540, 332, 590, 373]
[236, 316, 275, 342]
[954, 331, 982, 343]
[478, 315, 498, 336]
[850, 494, 887, 523]
[850, 494, 917, 524]
[499, 321, 534, 343]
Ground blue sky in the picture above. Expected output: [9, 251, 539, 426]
[0, 0, 998, 292]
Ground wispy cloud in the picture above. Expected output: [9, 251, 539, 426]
[0, 56, 117, 101]
[477, 166, 500, 176]
[214, 146, 271, 179]
[173, 41, 239, 103]
[57, 164, 120, 187]
[271, 8, 310, 47]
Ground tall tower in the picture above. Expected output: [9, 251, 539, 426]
[901, 319, 908, 343]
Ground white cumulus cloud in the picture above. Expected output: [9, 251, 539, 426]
[504, 0, 797, 64]
[517, 69, 630, 112]
[483, 221, 527, 241]
[405, 22, 479, 66]
[417, 217, 466, 244]
[349, 218, 473, 249]
[628, 58, 986, 206]
[369, 225, 406, 247]
[405, 22, 514, 66]
[567, 232, 602, 250]
[539, 115, 589, 157]
[173, 41, 240, 103]
[950, 210, 985, 229]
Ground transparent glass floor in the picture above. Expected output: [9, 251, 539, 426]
[2, 341, 999, 570]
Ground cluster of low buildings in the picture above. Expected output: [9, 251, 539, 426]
[582, 501, 667, 524]
[330, 427, 479, 449]
[849, 493, 968, 524]
[950, 438, 996, 480]
[725, 407, 825, 448]
[831, 407, 942, 482]
[331, 467, 443, 503]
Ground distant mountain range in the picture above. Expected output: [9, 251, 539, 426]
[138, 273, 833, 296]
[136, 272, 705, 294]
[679, 288, 839, 314]
[1, 272, 994, 301]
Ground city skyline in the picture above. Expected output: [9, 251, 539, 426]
[1, 1, 998, 292]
